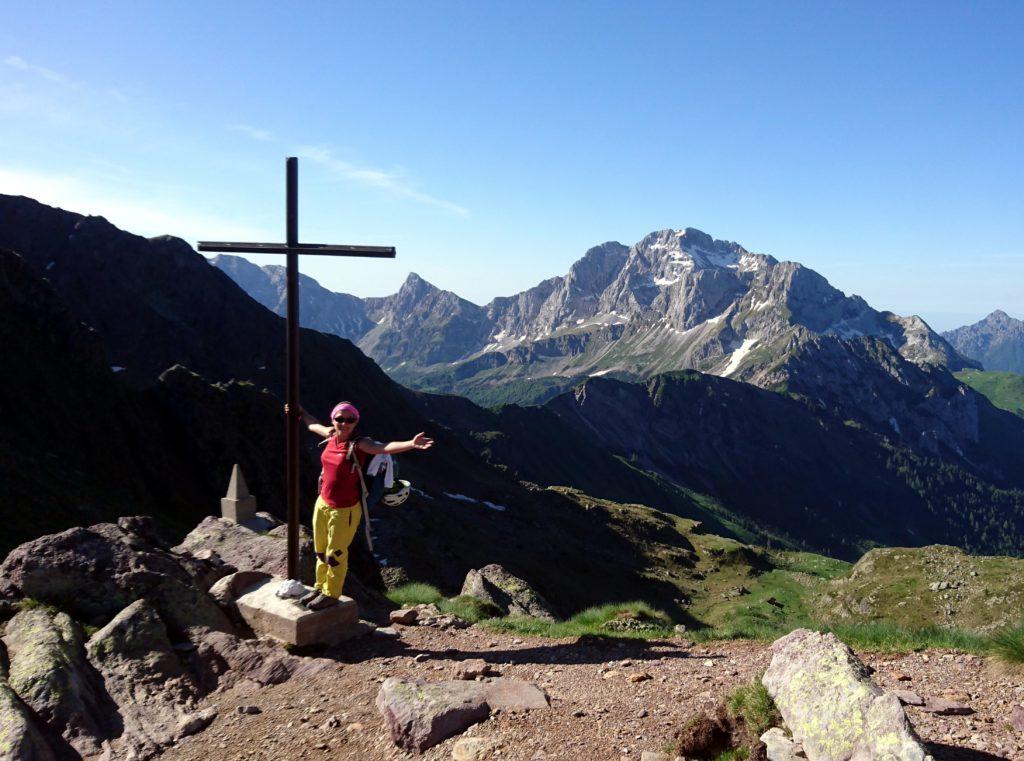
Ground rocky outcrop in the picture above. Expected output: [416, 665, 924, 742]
[187, 629, 337, 692]
[0, 522, 233, 635]
[85, 599, 200, 759]
[0, 514, 354, 760]
[2, 608, 116, 755]
[762, 629, 931, 761]
[376, 678, 549, 752]
[461, 564, 556, 620]
[175, 517, 309, 583]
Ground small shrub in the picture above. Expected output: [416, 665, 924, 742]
[440, 595, 502, 623]
[712, 750, 748, 761]
[987, 623, 1024, 668]
[386, 582, 443, 607]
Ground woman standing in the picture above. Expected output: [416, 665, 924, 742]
[291, 401, 433, 610]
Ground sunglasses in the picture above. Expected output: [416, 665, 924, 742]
[333, 416, 357, 425]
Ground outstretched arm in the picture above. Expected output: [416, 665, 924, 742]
[358, 432, 434, 455]
[285, 404, 333, 439]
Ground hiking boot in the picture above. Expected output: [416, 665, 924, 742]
[307, 594, 339, 611]
[299, 589, 320, 607]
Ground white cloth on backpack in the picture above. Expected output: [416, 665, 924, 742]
[366, 454, 395, 488]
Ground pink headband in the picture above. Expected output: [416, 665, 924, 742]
[330, 402, 360, 421]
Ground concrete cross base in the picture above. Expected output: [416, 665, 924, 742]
[234, 577, 359, 647]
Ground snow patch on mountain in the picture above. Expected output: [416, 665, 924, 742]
[723, 338, 758, 376]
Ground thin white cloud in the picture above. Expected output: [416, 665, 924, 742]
[0, 167, 276, 246]
[227, 123, 468, 217]
[297, 145, 469, 217]
[4, 55, 77, 87]
[227, 123, 276, 142]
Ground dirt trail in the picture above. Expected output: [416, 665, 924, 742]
[161, 625, 1024, 761]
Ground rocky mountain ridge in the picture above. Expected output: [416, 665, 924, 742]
[943, 309, 1024, 374]
[216, 228, 973, 382]
[215, 227, 985, 458]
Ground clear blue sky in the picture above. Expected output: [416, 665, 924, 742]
[1, 2, 1021, 330]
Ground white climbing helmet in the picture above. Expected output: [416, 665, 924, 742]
[381, 479, 411, 507]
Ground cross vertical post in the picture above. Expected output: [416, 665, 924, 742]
[285, 157, 301, 579]
[198, 158, 396, 581]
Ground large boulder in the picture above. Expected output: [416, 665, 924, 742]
[762, 629, 931, 761]
[85, 599, 201, 760]
[2, 607, 117, 755]
[173, 516, 314, 581]
[376, 678, 491, 753]
[376, 678, 549, 752]
[0, 523, 233, 635]
[460, 564, 555, 620]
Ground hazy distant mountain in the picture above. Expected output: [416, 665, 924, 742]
[943, 310, 1024, 374]
[211, 254, 376, 340]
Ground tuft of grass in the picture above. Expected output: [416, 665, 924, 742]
[987, 623, 1024, 667]
[439, 595, 502, 623]
[386, 582, 443, 607]
[726, 675, 780, 738]
[484, 601, 675, 640]
[824, 621, 986, 653]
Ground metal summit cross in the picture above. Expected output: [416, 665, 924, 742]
[198, 157, 395, 580]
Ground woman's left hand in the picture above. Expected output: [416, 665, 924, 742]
[410, 432, 434, 450]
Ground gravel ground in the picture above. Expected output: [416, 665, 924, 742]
[160, 624, 1024, 761]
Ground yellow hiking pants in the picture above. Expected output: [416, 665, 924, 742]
[312, 496, 362, 599]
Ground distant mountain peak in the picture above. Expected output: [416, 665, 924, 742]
[943, 309, 1024, 374]
[400, 271, 441, 293]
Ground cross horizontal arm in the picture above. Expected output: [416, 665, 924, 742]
[198, 241, 396, 258]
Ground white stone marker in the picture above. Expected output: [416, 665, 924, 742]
[221, 464, 258, 524]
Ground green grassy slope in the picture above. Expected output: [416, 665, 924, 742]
[393, 486, 1024, 646]
[956, 370, 1024, 417]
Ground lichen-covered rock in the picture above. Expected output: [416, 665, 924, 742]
[0, 675, 60, 761]
[86, 599, 199, 760]
[460, 564, 555, 620]
[762, 629, 932, 761]
[3, 607, 117, 755]
[0, 523, 233, 635]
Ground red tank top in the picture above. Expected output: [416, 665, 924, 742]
[320, 436, 369, 508]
